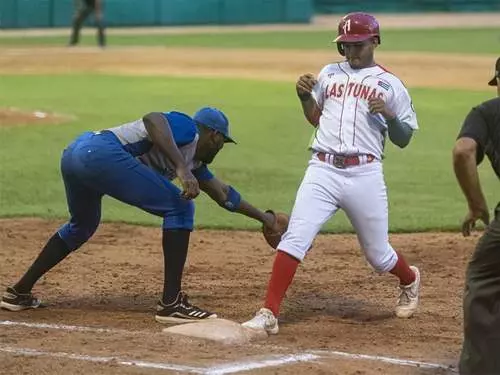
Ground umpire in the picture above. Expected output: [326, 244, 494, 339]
[453, 57, 500, 375]
[69, 0, 105, 47]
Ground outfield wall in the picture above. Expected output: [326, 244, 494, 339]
[2, 0, 498, 29]
[0, 0, 313, 29]
[315, 0, 499, 13]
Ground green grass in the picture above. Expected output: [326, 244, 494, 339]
[0, 28, 498, 54]
[0, 74, 496, 233]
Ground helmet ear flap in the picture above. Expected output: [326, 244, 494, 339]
[337, 43, 345, 56]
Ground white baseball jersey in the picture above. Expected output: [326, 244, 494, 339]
[311, 61, 418, 159]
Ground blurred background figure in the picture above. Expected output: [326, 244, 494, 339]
[68, 0, 106, 47]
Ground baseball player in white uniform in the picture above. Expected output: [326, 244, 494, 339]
[243, 12, 421, 334]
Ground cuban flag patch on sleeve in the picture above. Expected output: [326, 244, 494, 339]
[377, 80, 391, 91]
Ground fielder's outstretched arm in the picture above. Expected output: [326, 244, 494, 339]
[198, 176, 276, 229]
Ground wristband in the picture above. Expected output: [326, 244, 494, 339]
[222, 185, 241, 212]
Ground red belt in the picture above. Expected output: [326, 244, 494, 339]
[316, 152, 375, 169]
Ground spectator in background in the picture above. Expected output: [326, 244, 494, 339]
[69, 0, 106, 47]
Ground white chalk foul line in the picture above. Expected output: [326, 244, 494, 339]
[310, 349, 458, 373]
[205, 353, 320, 375]
[0, 320, 320, 373]
[0, 319, 134, 334]
[0, 345, 205, 373]
[0, 345, 319, 374]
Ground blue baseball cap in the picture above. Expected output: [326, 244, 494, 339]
[193, 107, 236, 144]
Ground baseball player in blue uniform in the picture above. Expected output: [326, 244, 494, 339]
[1, 107, 280, 323]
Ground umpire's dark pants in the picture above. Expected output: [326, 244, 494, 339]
[460, 203, 500, 375]
[69, 0, 105, 46]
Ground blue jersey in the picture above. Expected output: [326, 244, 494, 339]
[107, 111, 209, 181]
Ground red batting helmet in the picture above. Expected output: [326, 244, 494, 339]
[334, 12, 381, 56]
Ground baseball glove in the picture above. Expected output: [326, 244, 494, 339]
[263, 210, 289, 249]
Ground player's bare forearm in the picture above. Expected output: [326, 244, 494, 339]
[453, 138, 487, 209]
[235, 200, 274, 227]
[200, 178, 274, 227]
[296, 73, 320, 126]
[300, 97, 321, 127]
[143, 112, 187, 170]
[199, 178, 226, 204]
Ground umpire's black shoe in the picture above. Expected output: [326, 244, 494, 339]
[0, 287, 42, 311]
[155, 292, 217, 324]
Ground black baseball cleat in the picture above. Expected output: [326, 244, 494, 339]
[0, 287, 43, 311]
[155, 292, 217, 324]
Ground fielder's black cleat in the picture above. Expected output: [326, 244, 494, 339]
[0, 287, 43, 311]
[155, 292, 217, 324]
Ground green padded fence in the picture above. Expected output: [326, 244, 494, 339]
[0, 0, 17, 28]
[51, 0, 74, 27]
[105, 0, 158, 27]
[16, 0, 51, 28]
[314, 0, 500, 13]
[159, 0, 222, 25]
[0, 0, 313, 29]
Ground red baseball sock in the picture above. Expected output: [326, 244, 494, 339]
[389, 252, 416, 285]
[264, 250, 300, 317]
